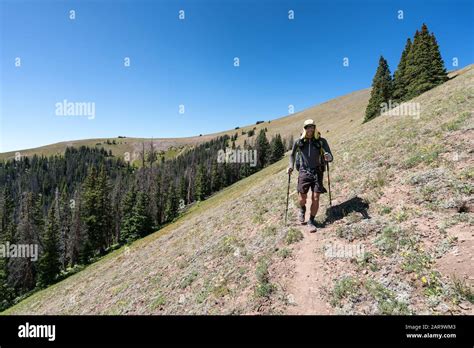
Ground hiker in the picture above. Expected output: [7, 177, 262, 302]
[287, 119, 333, 232]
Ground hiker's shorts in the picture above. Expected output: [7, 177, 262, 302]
[297, 169, 327, 194]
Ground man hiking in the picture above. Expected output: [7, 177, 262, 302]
[287, 119, 333, 232]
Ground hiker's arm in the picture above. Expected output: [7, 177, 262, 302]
[322, 138, 333, 162]
[288, 140, 298, 171]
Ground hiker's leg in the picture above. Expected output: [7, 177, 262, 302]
[298, 192, 307, 208]
[310, 192, 320, 217]
[297, 171, 310, 223]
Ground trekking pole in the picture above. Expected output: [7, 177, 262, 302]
[326, 162, 332, 207]
[284, 172, 291, 225]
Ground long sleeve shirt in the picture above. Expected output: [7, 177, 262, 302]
[289, 137, 333, 170]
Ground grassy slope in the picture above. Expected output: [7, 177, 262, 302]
[0, 85, 370, 161]
[3, 65, 473, 315]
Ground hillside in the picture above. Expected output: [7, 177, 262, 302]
[2, 65, 473, 315]
[0, 88, 371, 162]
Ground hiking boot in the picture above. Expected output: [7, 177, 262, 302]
[298, 207, 306, 224]
[307, 219, 317, 232]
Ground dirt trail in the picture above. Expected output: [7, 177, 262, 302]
[285, 196, 335, 314]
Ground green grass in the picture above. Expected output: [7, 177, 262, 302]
[285, 228, 303, 245]
[355, 252, 379, 272]
[374, 226, 410, 255]
[254, 257, 275, 298]
[451, 276, 474, 304]
[364, 279, 410, 315]
[379, 205, 392, 215]
[330, 276, 360, 307]
[180, 271, 199, 289]
[3, 156, 289, 314]
[3, 65, 473, 315]
[262, 225, 278, 237]
[149, 292, 166, 310]
[403, 144, 443, 169]
[277, 248, 292, 259]
[440, 111, 471, 131]
[401, 248, 444, 298]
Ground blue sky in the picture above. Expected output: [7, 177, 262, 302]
[1, 0, 473, 152]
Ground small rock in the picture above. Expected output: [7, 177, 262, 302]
[435, 303, 450, 313]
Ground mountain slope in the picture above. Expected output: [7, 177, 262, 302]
[0, 86, 371, 162]
[3, 65, 473, 315]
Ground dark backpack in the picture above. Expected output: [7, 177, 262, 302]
[295, 137, 326, 172]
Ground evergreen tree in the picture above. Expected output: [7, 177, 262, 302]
[165, 184, 179, 221]
[178, 176, 187, 205]
[404, 24, 447, 99]
[269, 134, 285, 163]
[57, 186, 71, 270]
[210, 162, 221, 193]
[154, 171, 164, 226]
[0, 187, 16, 310]
[393, 38, 412, 101]
[194, 164, 208, 201]
[287, 134, 294, 151]
[68, 190, 85, 267]
[38, 204, 61, 287]
[364, 56, 393, 122]
[82, 166, 112, 258]
[428, 32, 448, 85]
[132, 191, 153, 238]
[120, 185, 137, 243]
[255, 129, 270, 168]
[9, 193, 42, 292]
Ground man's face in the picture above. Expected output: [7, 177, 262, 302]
[305, 125, 315, 137]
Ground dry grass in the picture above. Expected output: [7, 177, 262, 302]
[3, 65, 473, 315]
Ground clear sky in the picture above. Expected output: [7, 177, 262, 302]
[1, 0, 473, 152]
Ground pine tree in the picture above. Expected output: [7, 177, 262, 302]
[57, 186, 71, 270]
[147, 139, 158, 168]
[68, 190, 85, 266]
[393, 38, 412, 101]
[428, 32, 448, 85]
[155, 171, 164, 226]
[38, 204, 61, 286]
[364, 56, 393, 122]
[0, 187, 16, 311]
[287, 134, 294, 151]
[9, 193, 41, 292]
[255, 129, 270, 168]
[194, 164, 208, 201]
[165, 184, 179, 221]
[210, 162, 221, 193]
[120, 185, 137, 243]
[269, 134, 285, 163]
[404, 24, 447, 100]
[178, 176, 187, 205]
[132, 191, 153, 238]
[82, 166, 112, 258]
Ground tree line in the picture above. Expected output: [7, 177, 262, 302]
[364, 23, 448, 122]
[0, 129, 289, 311]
